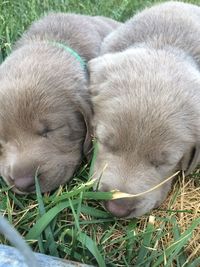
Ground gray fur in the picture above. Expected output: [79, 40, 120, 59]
[16, 13, 121, 61]
[0, 13, 121, 194]
[89, 1, 200, 217]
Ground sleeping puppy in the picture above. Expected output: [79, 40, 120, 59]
[89, 1, 200, 218]
[0, 13, 121, 194]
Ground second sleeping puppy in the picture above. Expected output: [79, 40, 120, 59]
[89, 1, 200, 217]
[0, 13, 121, 194]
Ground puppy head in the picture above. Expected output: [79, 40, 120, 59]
[89, 48, 200, 217]
[0, 43, 92, 193]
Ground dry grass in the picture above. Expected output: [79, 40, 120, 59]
[139, 170, 200, 261]
[0, 167, 199, 265]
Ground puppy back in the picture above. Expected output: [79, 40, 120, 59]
[101, 2, 200, 66]
[15, 13, 121, 61]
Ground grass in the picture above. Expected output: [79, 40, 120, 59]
[0, 0, 200, 266]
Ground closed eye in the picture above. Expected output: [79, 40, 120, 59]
[38, 124, 66, 138]
[96, 135, 120, 153]
[150, 160, 165, 168]
[149, 151, 169, 168]
[150, 156, 179, 169]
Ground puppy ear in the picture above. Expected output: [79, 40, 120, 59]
[82, 108, 93, 158]
[88, 56, 109, 91]
[182, 145, 200, 175]
[77, 95, 93, 159]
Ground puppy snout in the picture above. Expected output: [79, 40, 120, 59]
[104, 198, 137, 218]
[10, 159, 40, 192]
[13, 175, 35, 192]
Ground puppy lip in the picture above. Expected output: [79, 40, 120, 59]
[154, 200, 162, 208]
[2, 175, 14, 187]
[14, 184, 36, 193]
[9, 175, 15, 181]
[126, 209, 142, 219]
[12, 187, 29, 195]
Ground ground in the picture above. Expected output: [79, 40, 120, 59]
[0, 0, 200, 266]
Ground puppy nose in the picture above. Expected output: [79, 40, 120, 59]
[13, 175, 35, 192]
[104, 198, 136, 218]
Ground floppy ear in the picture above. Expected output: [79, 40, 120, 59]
[88, 57, 107, 89]
[76, 93, 93, 159]
[82, 105, 93, 158]
[88, 55, 115, 94]
[181, 144, 200, 175]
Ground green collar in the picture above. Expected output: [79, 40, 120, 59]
[49, 41, 86, 70]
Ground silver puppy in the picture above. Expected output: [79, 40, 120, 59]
[89, 2, 200, 217]
[0, 13, 121, 194]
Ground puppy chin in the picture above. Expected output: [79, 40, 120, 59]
[1, 179, 29, 194]
[126, 200, 159, 218]
[1, 176, 15, 191]
[12, 187, 30, 195]
[129, 195, 168, 218]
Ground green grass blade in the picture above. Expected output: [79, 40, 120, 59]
[80, 205, 111, 218]
[135, 216, 155, 266]
[153, 217, 200, 267]
[69, 197, 81, 232]
[67, 229, 106, 267]
[126, 219, 138, 264]
[26, 199, 79, 240]
[83, 191, 113, 200]
[47, 180, 94, 204]
[35, 176, 59, 257]
[171, 217, 187, 266]
[189, 257, 200, 267]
